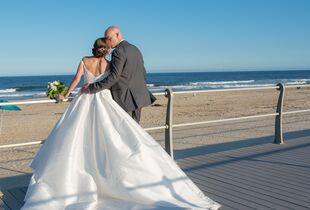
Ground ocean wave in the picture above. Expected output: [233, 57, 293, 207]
[1, 76, 309, 100]
[0, 92, 46, 98]
[285, 81, 307, 85]
[149, 78, 310, 91]
[15, 86, 45, 91]
[148, 83, 277, 91]
[149, 85, 198, 90]
[297, 79, 310, 82]
[148, 88, 166, 92]
[284, 79, 310, 85]
[215, 84, 276, 88]
[190, 80, 255, 85]
[0, 88, 17, 93]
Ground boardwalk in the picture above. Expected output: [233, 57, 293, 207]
[1, 129, 310, 210]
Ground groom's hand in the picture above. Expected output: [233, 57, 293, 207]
[82, 83, 90, 94]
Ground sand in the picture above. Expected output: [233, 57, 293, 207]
[0, 87, 309, 179]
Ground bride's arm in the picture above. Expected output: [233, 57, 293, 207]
[60, 61, 84, 99]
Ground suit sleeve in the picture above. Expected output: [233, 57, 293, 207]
[89, 47, 126, 93]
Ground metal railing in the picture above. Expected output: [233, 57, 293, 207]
[163, 84, 310, 159]
[1, 84, 310, 160]
[0, 92, 166, 149]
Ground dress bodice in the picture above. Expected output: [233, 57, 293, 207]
[81, 60, 110, 85]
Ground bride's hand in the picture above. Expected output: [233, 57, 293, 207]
[56, 94, 66, 102]
[82, 83, 90, 94]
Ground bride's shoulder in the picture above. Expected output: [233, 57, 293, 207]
[81, 56, 109, 67]
[81, 56, 93, 63]
[82, 56, 102, 68]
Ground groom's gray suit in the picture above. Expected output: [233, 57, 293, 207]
[88, 40, 156, 123]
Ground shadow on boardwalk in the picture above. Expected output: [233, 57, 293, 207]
[175, 129, 310, 210]
[174, 129, 310, 159]
[1, 129, 310, 209]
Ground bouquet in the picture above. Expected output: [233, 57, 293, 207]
[46, 80, 69, 100]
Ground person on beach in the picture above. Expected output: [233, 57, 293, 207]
[21, 26, 221, 210]
[81, 26, 156, 123]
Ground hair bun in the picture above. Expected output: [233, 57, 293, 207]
[92, 47, 105, 58]
[92, 37, 108, 58]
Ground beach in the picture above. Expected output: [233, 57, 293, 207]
[0, 87, 309, 178]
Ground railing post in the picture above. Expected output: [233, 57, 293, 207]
[165, 88, 174, 159]
[274, 83, 285, 144]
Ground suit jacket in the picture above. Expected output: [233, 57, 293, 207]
[89, 40, 156, 112]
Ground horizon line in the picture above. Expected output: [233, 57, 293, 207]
[0, 68, 310, 77]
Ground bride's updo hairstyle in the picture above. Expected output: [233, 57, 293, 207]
[92, 37, 108, 58]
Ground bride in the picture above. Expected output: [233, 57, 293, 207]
[21, 37, 221, 210]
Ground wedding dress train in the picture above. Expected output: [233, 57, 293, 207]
[22, 61, 221, 210]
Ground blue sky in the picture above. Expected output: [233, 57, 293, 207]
[0, 0, 309, 76]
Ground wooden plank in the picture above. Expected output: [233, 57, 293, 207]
[199, 188, 247, 210]
[178, 137, 310, 210]
[179, 142, 309, 166]
[198, 165, 310, 201]
[20, 187, 28, 194]
[183, 149, 310, 190]
[184, 155, 310, 193]
[193, 177, 278, 210]
[190, 164, 310, 203]
[0, 133, 309, 210]
[189, 170, 310, 210]
[0, 197, 10, 210]
[183, 154, 310, 192]
[8, 188, 25, 205]
[189, 172, 293, 210]
[180, 148, 310, 191]
[0, 174, 32, 191]
[0, 190, 23, 210]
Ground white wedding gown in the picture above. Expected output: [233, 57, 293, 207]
[22, 62, 221, 210]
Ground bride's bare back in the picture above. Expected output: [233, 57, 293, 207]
[82, 57, 110, 77]
[61, 57, 110, 99]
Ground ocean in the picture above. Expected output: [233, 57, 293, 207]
[0, 70, 309, 101]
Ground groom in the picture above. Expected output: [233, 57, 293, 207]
[82, 26, 156, 123]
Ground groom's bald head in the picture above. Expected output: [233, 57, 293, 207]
[105, 26, 120, 35]
[105, 26, 123, 48]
